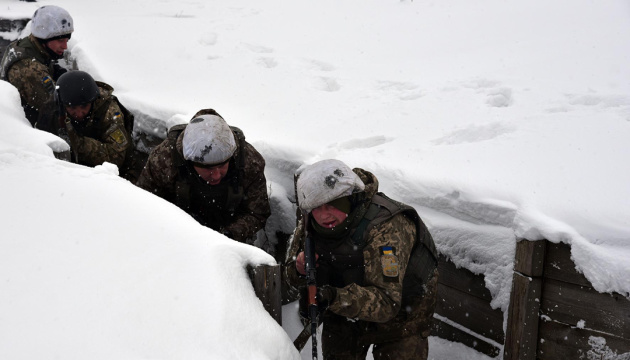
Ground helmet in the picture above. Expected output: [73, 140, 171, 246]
[296, 159, 365, 212]
[182, 115, 237, 165]
[56, 71, 100, 106]
[31, 6, 74, 40]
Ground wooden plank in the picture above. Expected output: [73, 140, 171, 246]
[514, 239, 547, 277]
[503, 272, 542, 360]
[437, 255, 492, 302]
[249, 265, 282, 325]
[538, 320, 630, 359]
[431, 317, 500, 358]
[543, 242, 591, 287]
[540, 278, 630, 338]
[436, 283, 504, 344]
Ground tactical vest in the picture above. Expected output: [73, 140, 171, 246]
[1, 36, 52, 81]
[91, 81, 135, 136]
[167, 120, 246, 228]
[313, 193, 438, 299]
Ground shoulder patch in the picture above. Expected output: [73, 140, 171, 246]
[42, 75, 54, 94]
[380, 246, 399, 278]
[109, 128, 126, 145]
[113, 112, 122, 121]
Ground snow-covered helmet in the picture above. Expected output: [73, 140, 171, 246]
[31, 5, 74, 40]
[296, 159, 365, 212]
[182, 115, 237, 165]
[56, 71, 100, 106]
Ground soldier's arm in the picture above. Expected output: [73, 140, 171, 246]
[66, 103, 131, 168]
[281, 220, 307, 304]
[328, 214, 416, 323]
[8, 60, 57, 130]
[135, 140, 177, 201]
[224, 146, 271, 242]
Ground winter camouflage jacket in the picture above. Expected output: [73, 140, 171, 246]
[135, 123, 271, 243]
[1, 35, 66, 132]
[285, 168, 438, 340]
[62, 82, 134, 177]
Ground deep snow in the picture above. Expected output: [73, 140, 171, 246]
[1, 0, 629, 359]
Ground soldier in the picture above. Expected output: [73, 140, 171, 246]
[55, 70, 144, 182]
[136, 109, 271, 244]
[284, 159, 439, 360]
[0, 5, 74, 132]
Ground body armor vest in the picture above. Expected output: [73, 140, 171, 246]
[167, 122, 246, 230]
[312, 193, 438, 298]
[1, 36, 52, 81]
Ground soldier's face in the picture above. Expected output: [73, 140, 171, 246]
[311, 204, 348, 229]
[194, 162, 230, 185]
[65, 103, 92, 121]
[46, 38, 69, 56]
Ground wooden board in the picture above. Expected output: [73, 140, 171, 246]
[538, 320, 630, 359]
[436, 283, 504, 343]
[437, 255, 493, 302]
[432, 317, 501, 358]
[540, 278, 630, 338]
[514, 240, 546, 277]
[249, 265, 282, 325]
[543, 242, 591, 287]
[503, 272, 542, 360]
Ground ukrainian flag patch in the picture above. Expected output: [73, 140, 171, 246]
[380, 246, 399, 278]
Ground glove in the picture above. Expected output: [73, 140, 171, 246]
[316, 285, 337, 311]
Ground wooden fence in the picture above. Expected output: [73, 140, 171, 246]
[505, 240, 630, 359]
[431, 254, 504, 357]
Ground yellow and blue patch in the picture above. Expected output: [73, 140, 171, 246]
[380, 246, 399, 279]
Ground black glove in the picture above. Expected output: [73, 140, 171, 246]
[316, 285, 337, 311]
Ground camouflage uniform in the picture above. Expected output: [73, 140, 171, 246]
[135, 117, 271, 243]
[285, 168, 439, 360]
[0, 35, 66, 132]
[61, 82, 140, 182]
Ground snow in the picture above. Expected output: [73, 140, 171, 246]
[1, 0, 629, 359]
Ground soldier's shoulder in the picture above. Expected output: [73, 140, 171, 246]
[241, 141, 266, 173]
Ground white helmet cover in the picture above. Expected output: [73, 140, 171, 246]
[182, 115, 237, 165]
[31, 6, 74, 40]
[297, 159, 365, 212]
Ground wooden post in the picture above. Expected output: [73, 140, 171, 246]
[250, 264, 282, 325]
[504, 240, 546, 360]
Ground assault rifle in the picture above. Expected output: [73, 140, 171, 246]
[304, 234, 319, 360]
[293, 212, 320, 359]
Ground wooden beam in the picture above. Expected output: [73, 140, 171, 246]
[543, 242, 591, 287]
[504, 272, 543, 360]
[514, 239, 547, 277]
[249, 264, 282, 325]
[436, 283, 505, 344]
[437, 255, 493, 302]
[541, 278, 630, 338]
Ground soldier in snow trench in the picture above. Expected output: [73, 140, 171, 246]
[136, 109, 271, 244]
[0, 5, 74, 132]
[54, 70, 145, 183]
[284, 159, 439, 360]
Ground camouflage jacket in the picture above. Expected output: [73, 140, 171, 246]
[63, 82, 133, 172]
[135, 125, 271, 243]
[1, 35, 66, 132]
[285, 168, 438, 338]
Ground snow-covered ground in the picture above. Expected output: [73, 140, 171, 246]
[1, 0, 629, 359]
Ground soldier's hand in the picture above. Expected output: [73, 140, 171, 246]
[296, 251, 319, 275]
[316, 285, 337, 311]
